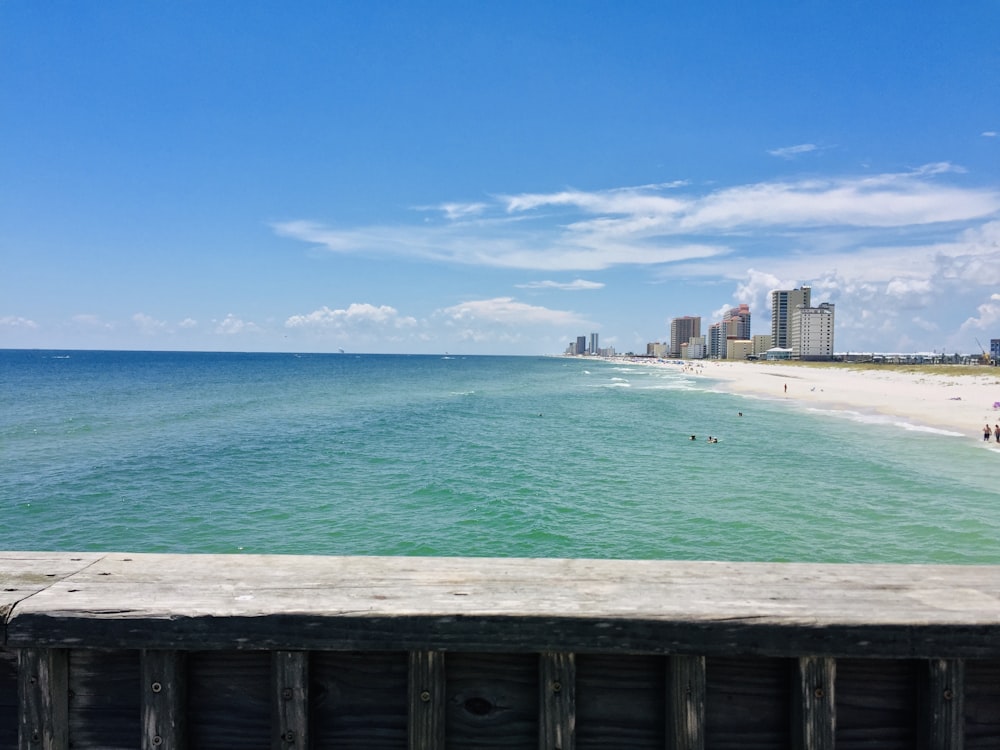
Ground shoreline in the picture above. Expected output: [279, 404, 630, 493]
[604, 357, 1000, 442]
[693, 360, 1000, 441]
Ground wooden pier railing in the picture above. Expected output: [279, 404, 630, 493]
[2, 553, 1000, 749]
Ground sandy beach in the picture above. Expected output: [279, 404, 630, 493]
[681, 360, 1000, 440]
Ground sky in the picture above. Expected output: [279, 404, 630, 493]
[2, 1, 1000, 356]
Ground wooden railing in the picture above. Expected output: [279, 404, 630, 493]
[2, 553, 999, 748]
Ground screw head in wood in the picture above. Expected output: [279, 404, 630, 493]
[814, 687, 824, 699]
[944, 689, 954, 701]
[552, 681, 562, 693]
[420, 690, 431, 702]
[151, 681, 162, 693]
[282, 687, 293, 700]
[152, 736, 162, 746]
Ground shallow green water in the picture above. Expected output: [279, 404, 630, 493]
[2, 350, 998, 563]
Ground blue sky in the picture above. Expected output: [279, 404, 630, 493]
[2, 1, 999, 355]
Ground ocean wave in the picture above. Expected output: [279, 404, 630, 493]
[803, 407, 964, 437]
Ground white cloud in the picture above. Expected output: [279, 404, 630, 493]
[437, 297, 589, 327]
[431, 202, 488, 220]
[515, 279, 605, 291]
[768, 143, 820, 159]
[214, 314, 263, 335]
[885, 278, 933, 297]
[133, 313, 169, 335]
[285, 303, 417, 330]
[179, 318, 198, 329]
[983, 131, 998, 138]
[71, 314, 115, 331]
[960, 293, 1000, 333]
[0, 315, 39, 329]
[275, 164, 1000, 276]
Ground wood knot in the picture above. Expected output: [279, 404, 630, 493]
[464, 696, 493, 716]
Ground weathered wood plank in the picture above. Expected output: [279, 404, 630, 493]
[0, 554, 102, 623]
[187, 651, 269, 748]
[667, 654, 705, 750]
[965, 659, 1000, 748]
[920, 659, 964, 750]
[7, 554, 1000, 657]
[141, 650, 186, 750]
[575, 654, 664, 749]
[408, 650, 444, 750]
[792, 656, 835, 750]
[705, 656, 789, 749]
[835, 658, 917, 749]
[0, 647, 18, 749]
[311, 651, 407, 748]
[69, 649, 139, 749]
[272, 651, 307, 750]
[18, 648, 68, 750]
[540, 652, 575, 750]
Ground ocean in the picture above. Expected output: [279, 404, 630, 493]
[2, 349, 998, 564]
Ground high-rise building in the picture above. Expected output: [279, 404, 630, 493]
[576, 336, 587, 355]
[717, 304, 751, 359]
[669, 316, 701, 357]
[793, 303, 835, 360]
[589, 332, 599, 355]
[707, 322, 724, 359]
[771, 287, 811, 349]
[685, 336, 706, 359]
[752, 334, 773, 357]
[723, 304, 751, 340]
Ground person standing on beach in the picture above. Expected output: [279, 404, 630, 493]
[985, 423, 992, 441]
[994, 424, 999, 443]
[784, 383, 787, 394]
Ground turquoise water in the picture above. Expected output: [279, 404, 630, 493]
[2, 349, 998, 563]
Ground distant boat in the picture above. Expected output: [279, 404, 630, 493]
[338, 348, 345, 354]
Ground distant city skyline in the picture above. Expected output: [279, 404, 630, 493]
[2, 3, 999, 355]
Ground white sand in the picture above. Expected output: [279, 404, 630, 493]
[685, 360, 1000, 439]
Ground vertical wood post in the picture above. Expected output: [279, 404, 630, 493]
[539, 652, 575, 750]
[18, 648, 68, 750]
[141, 649, 186, 750]
[272, 651, 308, 750]
[409, 650, 445, 750]
[667, 654, 705, 750]
[922, 658, 964, 750]
[792, 656, 835, 750]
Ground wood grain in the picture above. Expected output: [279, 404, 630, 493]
[6, 554, 1000, 657]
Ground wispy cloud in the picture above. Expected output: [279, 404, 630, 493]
[133, 312, 169, 335]
[768, 143, 821, 159]
[275, 164, 1000, 277]
[419, 201, 488, 220]
[983, 131, 998, 138]
[0, 315, 39, 329]
[437, 297, 590, 327]
[71, 314, 115, 331]
[515, 279, 605, 291]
